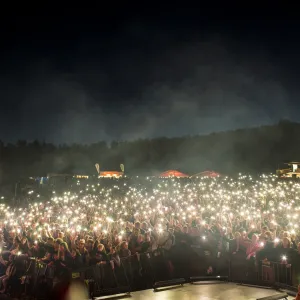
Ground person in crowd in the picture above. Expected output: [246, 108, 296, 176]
[108, 246, 121, 267]
[94, 243, 108, 264]
[246, 234, 261, 260]
[76, 239, 89, 266]
[0, 175, 300, 296]
[118, 241, 131, 258]
[0, 254, 16, 294]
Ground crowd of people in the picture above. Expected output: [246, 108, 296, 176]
[0, 174, 299, 297]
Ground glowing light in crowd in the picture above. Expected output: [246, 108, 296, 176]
[0, 173, 299, 252]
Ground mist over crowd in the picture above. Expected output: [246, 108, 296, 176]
[0, 120, 298, 187]
[1, 23, 299, 144]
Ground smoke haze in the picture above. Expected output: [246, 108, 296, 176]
[0, 22, 298, 144]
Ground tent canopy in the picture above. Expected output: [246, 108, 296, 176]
[191, 170, 220, 178]
[159, 170, 189, 178]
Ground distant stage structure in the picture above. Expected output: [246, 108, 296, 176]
[96, 163, 124, 178]
[276, 162, 300, 178]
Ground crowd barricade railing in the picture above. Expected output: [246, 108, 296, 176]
[147, 245, 230, 290]
[30, 259, 55, 299]
[186, 245, 229, 284]
[7, 245, 300, 299]
[70, 265, 97, 299]
[9, 257, 55, 299]
[260, 260, 276, 285]
[229, 252, 259, 283]
[120, 254, 134, 288]
[137, 252, 155, 289]
[147, 247, 185, 290]
[123, 252, 145, 289]
[190, 245, 230, 277]
[87, 258, 131, 297]
[260, 260, 296, 291]
[2, 254, 30, 298]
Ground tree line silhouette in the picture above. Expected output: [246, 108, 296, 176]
[0, 120, 298, 185]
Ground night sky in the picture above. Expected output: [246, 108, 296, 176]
[0, 9, 299, 144]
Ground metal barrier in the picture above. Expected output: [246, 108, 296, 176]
[2, 247, 299, 299]
[229, 253, 258, 283]
[21, 258, 55, 299]
[260, 260, 296, 292]
[92, 259, 131, 297]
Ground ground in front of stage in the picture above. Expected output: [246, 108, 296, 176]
[97, 282, 294, 300]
